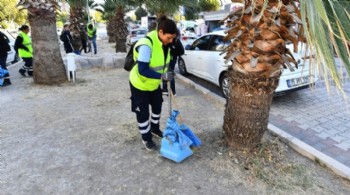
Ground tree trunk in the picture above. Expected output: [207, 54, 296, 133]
[114, 6, 128, 52]
[115, 38, 127, 53]
[28, 13, 67, 84]
[223, 70, 280, 149]
[69, 7, 83, 51]
[107, 17, 116, 43]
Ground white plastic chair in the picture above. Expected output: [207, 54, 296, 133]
[66, 53, 76, 82]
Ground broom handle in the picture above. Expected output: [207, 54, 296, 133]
[169, 87, 184, 124]
[168, 81, 172, 117]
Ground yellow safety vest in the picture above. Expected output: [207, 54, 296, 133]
[87, 24, 96, 38]
[18, 31, 33, 58]
[129, 30, 170, 91]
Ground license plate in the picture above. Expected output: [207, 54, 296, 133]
[287, 76, 309, 87]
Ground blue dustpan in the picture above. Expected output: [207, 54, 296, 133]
[180, 124, 201, 147]
[160, 110, 193, 163]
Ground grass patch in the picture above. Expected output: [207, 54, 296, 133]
[230, 136, 317, 191]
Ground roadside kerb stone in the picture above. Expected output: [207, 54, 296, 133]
[268, 124, 350, 180]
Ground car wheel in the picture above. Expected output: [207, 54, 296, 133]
[177, 57, 188, 75]
[220, 73, 230, 99]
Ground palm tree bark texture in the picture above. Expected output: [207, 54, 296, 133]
[69, 6, 84, 51]
[19, 0, 67, 84]
[223, 0, 304, 149]
[114, 5, 128, 53]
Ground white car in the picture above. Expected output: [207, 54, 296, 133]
[125, 28, 148, 52]
[178, 31, 318, 98]
[2, 30, 20, 65]
[180, 31, 198, 47]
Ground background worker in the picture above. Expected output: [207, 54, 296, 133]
[60, 24, 74, 54]
[0, 30, 12, 86]
[79, 24, 88, 53]
[86, 23, 97, 54]
[129, 16, 177, 151]
[15, 25, 33, 77]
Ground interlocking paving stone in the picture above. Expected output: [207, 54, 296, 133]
[335, 142, 350, 151]
[331, 135, 348, 143]
[316, 131, 332, 139]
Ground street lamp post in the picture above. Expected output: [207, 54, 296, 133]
[86, 0, 90, 23]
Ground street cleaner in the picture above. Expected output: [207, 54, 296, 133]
[129, 16, 176, 151]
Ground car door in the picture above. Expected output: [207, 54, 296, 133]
[204, 35, 231, 84]
[183, 35, 212, 77]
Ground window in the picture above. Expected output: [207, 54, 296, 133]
[209, 35, 231, 51]
[191, 35, 211, 51]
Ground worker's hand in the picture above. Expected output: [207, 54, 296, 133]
[161, 71, 174, 81]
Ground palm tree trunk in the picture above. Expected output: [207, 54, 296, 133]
[223, 70, 280, 149]
[114, 6, 128, 52]
[107, 16, 116, 43]
[221, 0, 305, 150]
[28, 13, 67, 84]
[69, 6, 83, 51]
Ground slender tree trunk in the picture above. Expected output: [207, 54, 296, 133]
[28, 13, 67, 84]
[107, 17, 115, 43]
[223, 70, 280, 149]
[114, 6, 127, 52]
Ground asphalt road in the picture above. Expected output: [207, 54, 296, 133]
[175, 67, 224, 97]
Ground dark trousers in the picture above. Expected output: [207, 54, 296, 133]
[88, 35, 97, 54]
[20, 57, 33, 76]
[0, 55, 7, 70]
[0, 54, 11, 85]
[80, 39, 87, 53]
[130, 82, 163, 141]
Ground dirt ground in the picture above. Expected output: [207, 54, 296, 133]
[1, 39, 350, 194]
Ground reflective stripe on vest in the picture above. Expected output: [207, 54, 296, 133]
[129, 30, 171, 91]
[18, 31, 33, 58]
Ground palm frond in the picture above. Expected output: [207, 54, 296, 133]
[300, 0, 350, 94]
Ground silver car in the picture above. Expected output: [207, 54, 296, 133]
[125, 28, 148, 52]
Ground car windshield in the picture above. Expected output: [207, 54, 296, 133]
[132, 30, 147, 35]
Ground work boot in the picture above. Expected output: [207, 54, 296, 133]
[19, 69, 26, 77]
[3, 78, 11, 85]
[151, 129, 163, 138]
[142, 140, 157, 151]
[1, 79, 11, 87]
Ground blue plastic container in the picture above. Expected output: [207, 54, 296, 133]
[160, 138, 193, 163]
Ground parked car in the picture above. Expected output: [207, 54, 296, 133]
[2, 30, 21, 65]
[180, 33, 198, 47]
[178, 30, 318, 98]
[125, 28, 147, 52]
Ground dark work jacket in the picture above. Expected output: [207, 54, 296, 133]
[60, 30, 73, 53]
[0, 31, 11, 57]
[170, 38, 184, 57]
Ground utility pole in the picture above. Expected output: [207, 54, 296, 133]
[86, 0, 90, 23]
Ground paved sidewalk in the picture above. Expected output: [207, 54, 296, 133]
[269, 80, 350, 178]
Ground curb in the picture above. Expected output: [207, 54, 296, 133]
[176, 73, 350, 180]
